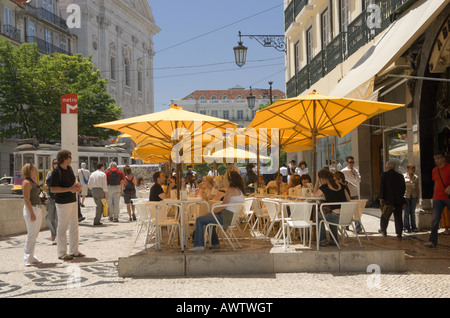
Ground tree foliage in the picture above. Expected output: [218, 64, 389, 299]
[0, 39, 121, 141]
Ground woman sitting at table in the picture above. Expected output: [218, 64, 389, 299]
[189, 170, 245, 253]
[195, 176, 214, 200]
[266, 172, 286, 194]
[313, 169, 350, 246]
[285, 174, 301, 194]
[212, 175, 227, 201]
[300, 174, 313, 189]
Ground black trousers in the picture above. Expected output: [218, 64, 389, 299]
[380, 203, 403, 236]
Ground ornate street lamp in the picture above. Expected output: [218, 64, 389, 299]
[234, 31, 285, 67]
[247, 87, 256, 110]
[233, 32, 248, 68]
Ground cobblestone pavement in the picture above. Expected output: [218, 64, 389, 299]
[0, 197, 448, 299]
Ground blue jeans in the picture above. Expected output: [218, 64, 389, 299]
[318, 212, 340, 244]
[107, 185, 121, 219]
[46, 198, 57, 237]
[403, 197, 417, 231]
[429, 200, 450, 245]
[193, 213, 223, 247]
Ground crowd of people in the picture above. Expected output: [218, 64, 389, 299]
[20, 149, 450, 265]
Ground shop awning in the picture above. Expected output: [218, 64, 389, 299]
[329, 0, 448, 99]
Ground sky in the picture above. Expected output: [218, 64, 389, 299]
[149, 1, 286, 112]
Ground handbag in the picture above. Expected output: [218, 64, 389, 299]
[26, 177, 48, 205]
[437, 168, 450, 199]
[101, 198, 108, 217]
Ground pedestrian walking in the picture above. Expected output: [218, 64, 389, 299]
[44, 159, 58, 243]
[22, 163, 47, 266]
[78, 162, 90, 207]
[378, 160, 406, 238]
[88, 162, 108, 226]
[123, 165, 137, 221]
[49, 150, 85, 261]
[105, 162, 125, 222]
[426, 151, 450, 248]
[403, 163, 419, 233]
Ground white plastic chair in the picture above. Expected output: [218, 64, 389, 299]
[142, 202, 180, 249]
[351, 199, 371, 243]
[318, 201, 362, 250]
[204, 202, 244, 252]
[261, 199, 284, 243]
[251, 198, 269, 235]
[133, 201, 152, 244]
[282, 202, 316, 249]
[242, 197, 256, 235]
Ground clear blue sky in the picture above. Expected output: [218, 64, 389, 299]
[149, 1, 286, 112]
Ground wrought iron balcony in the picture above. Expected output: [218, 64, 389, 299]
[1, 24, 21, 42]
[26, 36, 71, 56]
[25, 4, 69, 31]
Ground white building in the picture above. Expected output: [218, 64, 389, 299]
[284, 0, 449, 204]
[171, 85, 285, 128]
[59, 0, 160, 119]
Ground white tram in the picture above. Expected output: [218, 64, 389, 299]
[13, 142, 131, 188]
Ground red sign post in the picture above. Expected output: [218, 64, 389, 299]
[61, 93, 78, 114]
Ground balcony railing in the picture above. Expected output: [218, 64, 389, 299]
[285, 0, 414, 97]
[26, 36, 71, 55]
[26, 4, 69, 31]
[1, 24, 21, 42]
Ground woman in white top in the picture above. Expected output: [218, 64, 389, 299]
[190, 171, 245, 252]
[296, 160, 309, 176]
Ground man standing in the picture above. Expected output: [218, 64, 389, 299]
[426, 151, 450, 248]
[78, 162, 90, 207]
[207, 165, 218, 177]
[244, 163, 257, 192]
[88, 162, 108, 226]
[149, 171, 175, 201]
[341, 156, 361, 200]
[378, 160, 406, 238]
[105, 162, 125, 222]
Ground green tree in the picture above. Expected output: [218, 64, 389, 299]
[0, 39, 121, 141]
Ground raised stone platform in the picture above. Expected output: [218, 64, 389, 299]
[118, 234, 406, 277]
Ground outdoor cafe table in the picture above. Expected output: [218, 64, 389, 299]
[156, 197, 210, 252]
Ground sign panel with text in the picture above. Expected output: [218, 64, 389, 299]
[61, 93, 78, 114]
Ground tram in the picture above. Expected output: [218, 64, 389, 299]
[12, 142, 131, 189]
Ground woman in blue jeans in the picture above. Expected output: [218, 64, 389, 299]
[403, 164, 419, 232]
[313, 169, 351, 246]
[190, 170, 245, 253]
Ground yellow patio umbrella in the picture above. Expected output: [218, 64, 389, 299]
[95, 105, 237, 197]
[248, 91, 405, 180]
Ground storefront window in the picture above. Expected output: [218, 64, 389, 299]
[386, 128, 408, 174]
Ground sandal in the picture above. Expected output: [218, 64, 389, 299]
[58, 255, 74, 261]
[71, 253, 86, 258]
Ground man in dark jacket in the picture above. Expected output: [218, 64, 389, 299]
[379, 160, 406, 238]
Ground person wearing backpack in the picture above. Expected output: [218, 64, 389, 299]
[105, 162, 125, 222]
[123, 165, 137, 221]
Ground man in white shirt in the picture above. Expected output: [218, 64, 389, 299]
[207, 166, 218, 177]
[341, 156, 361, 199]
[88, 162, 108, 226]
[78, 163, 91, 207]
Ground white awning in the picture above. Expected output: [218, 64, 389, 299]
[330, 0, 448, 99]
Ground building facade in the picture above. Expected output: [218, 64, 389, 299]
[59, 0, 160, 119]
[171, 85, 286, 128]
[0, 0, 77, 177]
[284, 0, 449, 207]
